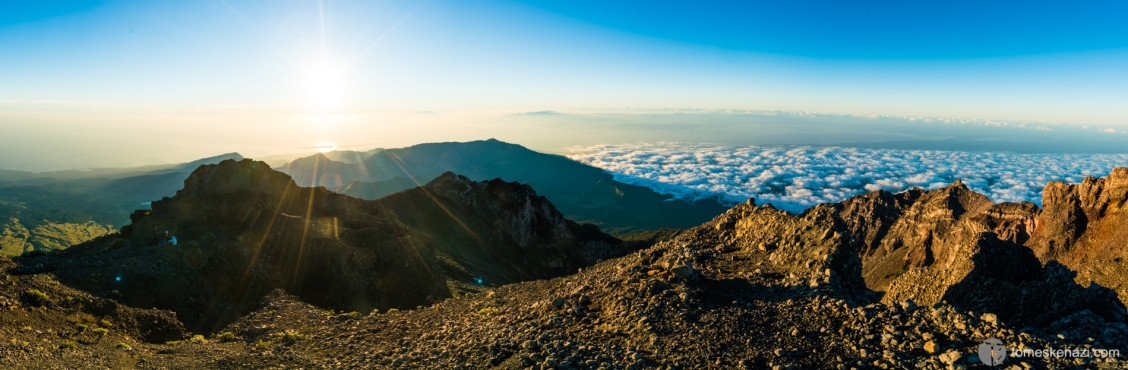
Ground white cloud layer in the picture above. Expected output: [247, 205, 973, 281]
[568, 143, 1128, 213]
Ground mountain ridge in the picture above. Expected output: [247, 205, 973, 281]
[15, 159, 629, 332]
[278, 139, 730, 233]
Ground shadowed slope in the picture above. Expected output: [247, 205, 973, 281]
[15, 159, 627, 332]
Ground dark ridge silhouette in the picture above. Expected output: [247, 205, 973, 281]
[15, 159, 627, 332]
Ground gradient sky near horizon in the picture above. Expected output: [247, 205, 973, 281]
[1, 0, 1127, 171]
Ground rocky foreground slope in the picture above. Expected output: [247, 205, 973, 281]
[0, 166, 1126, 369]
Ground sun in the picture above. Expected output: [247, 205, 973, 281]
[315, 143, 335, 153]
[304, 58, 346, 108]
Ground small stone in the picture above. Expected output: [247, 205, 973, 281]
[923, 340, 938, 353]
[551, 297, 569, 309]
[670, 264, 694, 279]
[939, 350, 961, 364]
[899, 299, 917, 311]
[982, 313, 998, 325]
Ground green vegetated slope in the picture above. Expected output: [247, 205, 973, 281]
[0, 184, 119, 256]
[0, 218, 114, 256]
[0, 153, 244, 256]
[0, 180, 142, 256]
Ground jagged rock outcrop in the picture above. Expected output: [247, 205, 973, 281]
[375, 172, 628, 283]
[15, 159, 627, 332]
[1027, 167, 1128, 308]
[972, 201, 1041, 244]
[825, 167, 1128, 324]
[831, 181, 1040, 290]
[708, 200, 871, 300]
[1029, 167, 1128, 262]
[701, 180, 1127, 332]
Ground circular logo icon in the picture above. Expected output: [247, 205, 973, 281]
[978, 338, 1008, 366]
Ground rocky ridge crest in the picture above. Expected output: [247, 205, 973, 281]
[15, 159, 628, 332]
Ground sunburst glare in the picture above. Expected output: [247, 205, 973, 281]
[304, 58, 347, 109]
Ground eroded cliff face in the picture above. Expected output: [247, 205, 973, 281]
[1027, 167, 1128, 306]
[830, 181, 1040, 292]
[704, 171, 1128, 329]
[1029, 167, 1128, 262]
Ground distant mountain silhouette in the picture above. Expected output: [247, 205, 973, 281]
[280, 153, 360, 188]
[278, 139, 729, 233]
[166, 152, 245, 173]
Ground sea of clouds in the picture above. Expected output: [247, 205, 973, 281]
[568, 143, 1128, 213]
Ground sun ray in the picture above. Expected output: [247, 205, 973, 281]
[345, 3, 422, 71]
[383, 151, 494, 257]
[209, 181, 293, 332]
[219, 0, 296, 65]
[292, 154, 321, 287]
[318, 0, 326, 58]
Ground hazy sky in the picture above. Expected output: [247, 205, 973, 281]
[1, 0, 1126, 170]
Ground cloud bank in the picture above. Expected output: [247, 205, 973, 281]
[568, 143, 1128, 213]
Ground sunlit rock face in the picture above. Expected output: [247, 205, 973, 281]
[1027, 168, 1128, 306]
[705, 172, 1128, 329]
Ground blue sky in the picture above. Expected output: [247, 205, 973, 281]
[533, 1, 1128, 59]
[0, 0, 1126, 170]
